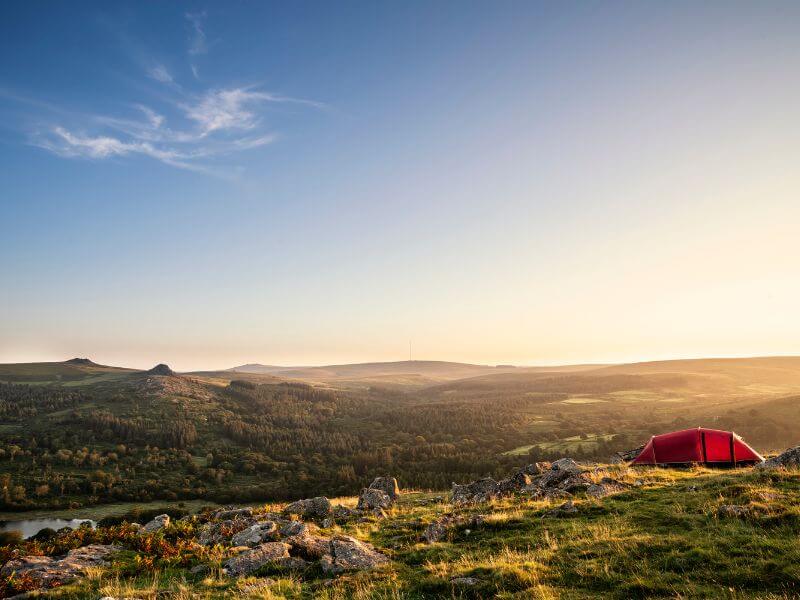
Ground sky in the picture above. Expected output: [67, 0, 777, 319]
[1, 1, 800, 371]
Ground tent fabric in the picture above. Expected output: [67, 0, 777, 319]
[631, 428, 763, 466]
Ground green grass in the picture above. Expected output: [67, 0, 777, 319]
[0, 499, 217, 522]
[20, 467, 800, 599]
[505, 434, 616, 456]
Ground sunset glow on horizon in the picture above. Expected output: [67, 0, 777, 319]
[2, 1, 800, 371]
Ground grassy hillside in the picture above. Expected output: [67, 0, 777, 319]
[4, 465, 800, 598]
[221, 361, 609, 389]
[0, 360, 135, 386]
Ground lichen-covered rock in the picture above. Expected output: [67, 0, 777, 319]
[140, 514, 170, 534]
[497, 471, 533, 495]
[223, 542, 292, 577]
[231, 521, 278, 547]
[759, 446, 800, 469]
[538, 458, 583, 489]
[331, 505, 358, 521]
[423, 514, 486, 543]
[451, 576, 479, 586]
[283, 496, 332, 519]
[213, 507, 254, 521]
[286, 532, 332, 559]
[424, 515, 460, 543]
[451, 478, 499, 504]
[279, 520, 309, 537]
[1, 544, 120, 589]
[198, 516, 256, 546]
[559, 474, 591, 494]
[319, 535, 389, 574]
[368, 476, 400, 500]
[357, 487, 393, 510]
[611, 445, 645, 464]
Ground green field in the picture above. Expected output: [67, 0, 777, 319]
[504, 433, 616, 456]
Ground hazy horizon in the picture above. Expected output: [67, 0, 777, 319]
[3, 1, 800, 371]
[5, 351, 800, 374]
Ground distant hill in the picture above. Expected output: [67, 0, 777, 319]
[0, 358, 135, 385]
[228, 363, 292, 374]
[223, 360, 608, 389]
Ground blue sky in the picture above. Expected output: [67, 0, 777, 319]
[2, 2, 800, 370]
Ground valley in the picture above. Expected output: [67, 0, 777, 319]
[1, 357, 800, 513]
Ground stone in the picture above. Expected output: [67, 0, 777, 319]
[279, 520, 309, 537]
[368, 476, 400, 500]
[538, 459, 583, 489]
[283, 496, 332, 519]
[286, 532, 332, 559]
[758, 446, 800, 469]
[543, 500, 578, 518]
[558, 474, 591, 494]
[231, 521, 278, 547]
[451, 478, 499, 504]
[140, 514, 169, 534]
[424, 517, 453, 543]
[496, 471, 533, 495]
[450, 576, 479, 586]
[717, 505, 750, 519]
[331, 505, 358, 521]
[198, 516, 256, 546]
[223, 542, 292, 577]
[213, 507, 254, 521]
[239, 579, 276, 594]
[320, 535, 389, 574]
[611, 445, 645, 464]
[0, 544, 119, 589]
[357, 487, 393, 510]
[423, 514, 485, 543]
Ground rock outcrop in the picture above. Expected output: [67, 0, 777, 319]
[223, 542, 293, 577]
[146, 363, 175, 376]
[368, 476, 400, 500]
[357, 487, 393, 511]
[231, 521, 279, 547]
[0, 544, 120, 589]
[758, 446, 800, 469]
[286, 532, 332, 559]
[611, 445, 645, 464]
[319, 535, 389, 574]
[451, 477, 500, 504]
[140, 514, 170, 534]
[283, 496, 332, 519]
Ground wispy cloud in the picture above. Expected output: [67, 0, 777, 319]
[11, 15, 322, 179]
[25, 84, 316, 177]
[186, 12, 208, 56]
[184, 88, 272, 135]
[147, 64, 174, 84]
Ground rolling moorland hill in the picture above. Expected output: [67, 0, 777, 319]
[223, 361, 608, 389]
[1, 357, 800, 513]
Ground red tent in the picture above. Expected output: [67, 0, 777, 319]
[631, 428, 763, 466]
